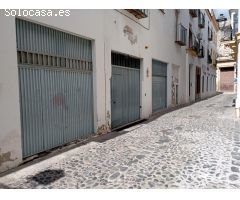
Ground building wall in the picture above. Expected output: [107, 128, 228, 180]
[104, 10, 188, 118]
[0, 9, 217, 173]
[186, 9, 218, 100]
[0, 12, 22, 172]
[216, 10, 238, 93]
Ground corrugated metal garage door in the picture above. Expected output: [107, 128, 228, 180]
[152, 60, 167, 112]
[220, 67, 234, 92]
[16, 18, 94, 158]
[111, 52, 140, 129]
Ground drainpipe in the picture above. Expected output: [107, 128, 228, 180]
[236, 10, 240, 118]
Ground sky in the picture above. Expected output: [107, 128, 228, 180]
[213, 9, 230, 20]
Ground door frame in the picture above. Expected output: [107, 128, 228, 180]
[152, 59, 168, 113]
[110, 51, 141, 129]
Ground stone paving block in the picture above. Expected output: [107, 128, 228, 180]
[0, 94, 240, 189]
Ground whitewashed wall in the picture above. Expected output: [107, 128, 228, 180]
[0, 9, 217, 173]
[0, 11, 22, 172]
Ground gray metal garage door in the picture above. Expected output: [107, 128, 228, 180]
[111, 52, 140, 129]
[16, 18, 94, 158]
[152, 60, 167, 112]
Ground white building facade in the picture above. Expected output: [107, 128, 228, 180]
[0, 9, 218, 173]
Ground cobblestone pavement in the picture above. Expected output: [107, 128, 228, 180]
[1, 93, 240, 189]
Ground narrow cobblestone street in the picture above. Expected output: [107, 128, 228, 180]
[1, 93, 240, 189]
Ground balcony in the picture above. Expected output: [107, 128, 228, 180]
[198, 11, 205, 28]
[198, 42, 204, 58]
[207, 50, 212, 64]
[208, 28, 213, 41]
[175, 24, 187, 46]
[189, 9, 198, 18]
[125, 9, 148, 19]
[187, 34, 199, 57]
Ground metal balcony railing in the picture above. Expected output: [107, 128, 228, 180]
[189, 9, 198, 18]
[175, 24, 187, 46]
[187, 33, 199, 57]
[189, 34, 199, 52]
[125, 9, 148, 19]
[198, 11, 205, 28]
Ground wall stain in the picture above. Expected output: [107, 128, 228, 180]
[123, 25, 137, 45]
[0, 150, 14, 166]
[97, 111, 111, 135]
[52, 93, 68, 110]
[97, 124, 110, 135]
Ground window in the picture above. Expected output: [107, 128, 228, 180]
[207, 49, 212, 64]
[208, 25, 213, 40]
[198, 10, 205, 28]
[189, 9, 197, 18]
[189, 28, 193, 47]
[175, 24, 187, 46]
[188, 25, 198, 53]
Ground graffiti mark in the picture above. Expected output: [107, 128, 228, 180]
[52, 93, 68, 110]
